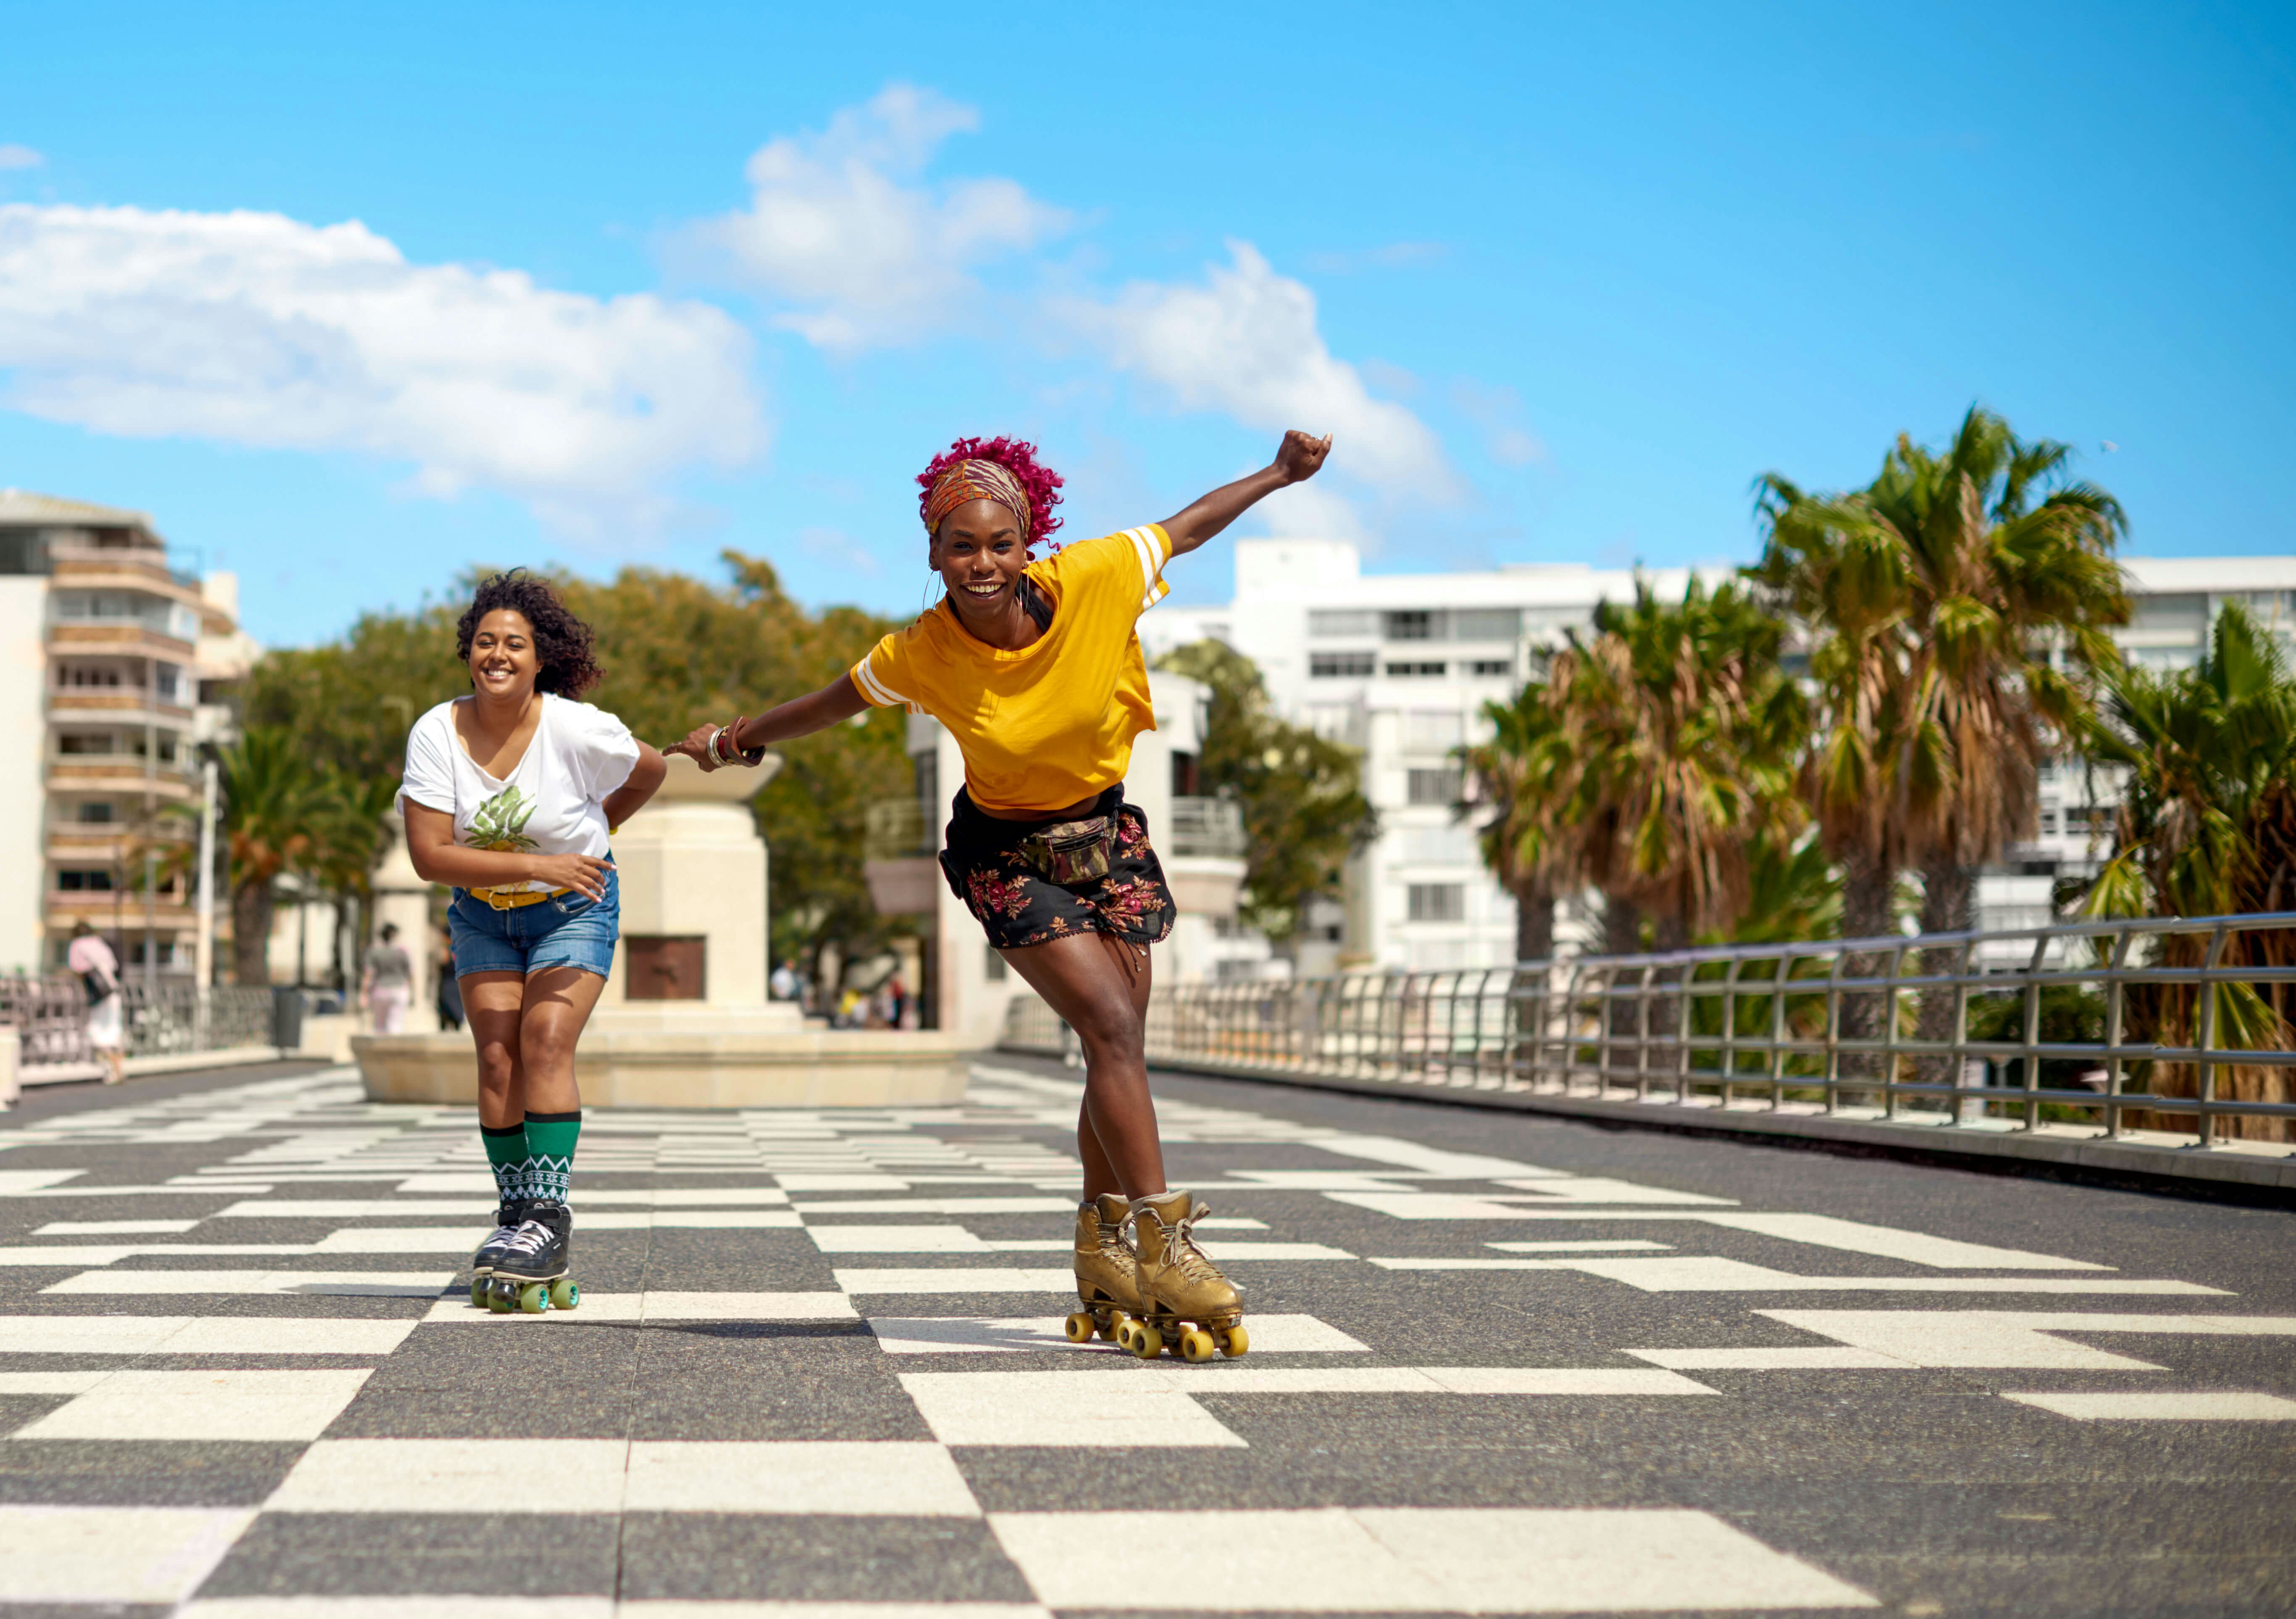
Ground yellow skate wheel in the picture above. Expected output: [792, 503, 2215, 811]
[550, 1279, 579, 1311]
[1114, 1318, 1141, 1352]
[1131, 1325, 1163, 1360]
[485, 1282, 513, 1314]
[1177, 1327, 1217, 1363]
[1064, 1311, 1095, 1343]
[517, 1282, 550, 1314]
[1221, 1325, 1250, 1358]
[469, 1277, 490, 1308]
[1099, 1312, 1131, 1343]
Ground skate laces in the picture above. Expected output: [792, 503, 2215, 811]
[1126, 1201, 1220, 1281]
[501, 1220, 553, 1259]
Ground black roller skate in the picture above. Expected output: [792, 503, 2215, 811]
[483, 1199, 579, 1314]
[468, 1199, 530, 1307]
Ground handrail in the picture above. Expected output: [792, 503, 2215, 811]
[1002, 912, 2296, 1154]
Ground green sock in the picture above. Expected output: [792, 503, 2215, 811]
[481, 1123, 527, 1206]
[522, 1111, 582, 1202]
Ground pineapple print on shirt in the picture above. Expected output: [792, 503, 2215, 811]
[465, 786, 540, 853]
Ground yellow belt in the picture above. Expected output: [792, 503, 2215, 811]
[467, 885, 572, 911]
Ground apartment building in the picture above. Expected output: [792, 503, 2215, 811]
[0, 491, 253, 979]
[1142, 540, 2296, 973]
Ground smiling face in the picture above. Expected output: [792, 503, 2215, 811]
[929, 497, 1031, 621]
[467, 609, 541, 701]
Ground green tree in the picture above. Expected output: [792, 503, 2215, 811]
[1461, 679, 1581, 964]
[1752, 404, 2130, 940]
[1153, 640, 1376, 952]
[215, 726, 321, 985]
[2080, 604, 2296, 1139]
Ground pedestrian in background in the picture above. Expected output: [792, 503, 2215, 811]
[361, 922, 414, 1034]
[435, 925, 464, 1032]
[67, 921, 124, 1087]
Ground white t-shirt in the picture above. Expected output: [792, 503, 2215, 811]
[398, 694, 640, 892]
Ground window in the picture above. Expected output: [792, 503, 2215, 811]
[58, 664, 124, 688]
[1452, 608, 1521, 641]
[1311, 651, 1376, 678]
[58, 734, 115, 755]
[1407, 883, 1465, 922]
[1407, 768, 1462, 806]
[75, 802, 115, 824]
[155, 663, 182, 702]
[58, 869, 114, 892]
[1400, 825, 1477, 864]
[2132, 594, 2206, 633]
[1308, 609, 1378, 638]
[1384, 660, 1446, 678]
[982, 945, 1008, 982]
[1468, 659, 1511, 677]
[1384, 609, 1440, 641]
[1404, 710, 1463, 753]
[126, 940, 176, 967]
[1170, 750, 1200, 798]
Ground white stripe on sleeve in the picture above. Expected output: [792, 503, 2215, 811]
[1125, 526, 1169, 613]
[850, 658, 908, 710]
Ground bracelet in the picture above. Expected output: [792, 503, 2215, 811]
[710, 717, 766, 768]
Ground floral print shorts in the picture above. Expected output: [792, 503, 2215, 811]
[939, 786, 1177, 953]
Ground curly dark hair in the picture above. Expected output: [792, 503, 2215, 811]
[916, 435, 1065, 552]
[454, 571, 602, 698]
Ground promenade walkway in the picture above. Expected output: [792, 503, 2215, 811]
[0, 1056, 2289, 1615]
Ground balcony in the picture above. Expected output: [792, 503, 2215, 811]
[1168, 796, 1246, 858]
[48, 689, 195, 726]
[49, 544, 219, 614]
[46, 621, 198, 660]
[863, 799, 939, 916]
[45, 757, 198, 799]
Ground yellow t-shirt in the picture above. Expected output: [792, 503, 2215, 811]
[850, 526, 1173, 815]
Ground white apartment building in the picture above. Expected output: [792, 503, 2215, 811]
[0, 491, 254, 980]
[1141, 540, 2296, 973]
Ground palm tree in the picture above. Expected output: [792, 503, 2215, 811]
[2081, 605, 2296, 1140]
[216, 726, 322, 986]
[1461, 678, 1581, 965]
[1554, 578, 1807, 954]
[1752, 404, 2130, 940]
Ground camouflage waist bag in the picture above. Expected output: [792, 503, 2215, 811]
[1018, 816, 1116, 886]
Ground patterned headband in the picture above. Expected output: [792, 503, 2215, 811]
[922, 459, 1032, 540]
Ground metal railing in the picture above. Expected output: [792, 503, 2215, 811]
[1167, 795, 1247, 858]
[0, 976, 276, 1069]
[864, 799, 936, 862]
[1002, 913, 2296, 1152]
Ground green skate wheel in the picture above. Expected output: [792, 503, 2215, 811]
[1131, 1325, 1163, 1361]
[1221, 1325, 1249, 1358]
[518, 1282, 549, 1314]
[470, 1277, 489, 1307]
[550, 1278, 579, 1311]
[1177, 1327, 1217, 1363]
[1064, 1311, 1094, 1343]
[485, 1282, 512, 1314]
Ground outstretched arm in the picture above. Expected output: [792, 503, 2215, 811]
[1159, 429, 1332, 560]
[664, 673, 871, 772]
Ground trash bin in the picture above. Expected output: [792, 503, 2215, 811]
[270, 986, 305, 1053]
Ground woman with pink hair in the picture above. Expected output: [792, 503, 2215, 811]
[672, 428, 1331, 1361]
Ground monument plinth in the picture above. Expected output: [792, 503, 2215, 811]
[355, 754, 969, 1107]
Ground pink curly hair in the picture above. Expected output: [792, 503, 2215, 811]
[916, 436, 1065, 551]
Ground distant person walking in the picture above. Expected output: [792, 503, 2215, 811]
[672, 427, 1332, 1361]
[435, 926, 464, 1033]
[361, 922, 413, 1035]
[67, 921, 124, 1086]
[399, 571, 668, 1312]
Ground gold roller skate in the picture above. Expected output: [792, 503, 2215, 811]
[1063, 1193, 1141, 1346]
[1118, 1190, 1248, 1362]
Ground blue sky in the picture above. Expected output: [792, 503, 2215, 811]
[2, 2, 2290, 647]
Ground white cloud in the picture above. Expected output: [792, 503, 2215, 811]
[1252, 479, 1374, 543]
[0, 203, 765, 535]
[0, 145, 42, 171]
[686, 84, 1068, 351]
[1451, 378, 1546, 468]
[1065, 242, 1463, 500]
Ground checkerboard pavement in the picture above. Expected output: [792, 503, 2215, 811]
[1, 1056, 2291, 1615]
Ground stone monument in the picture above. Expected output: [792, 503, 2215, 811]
[354, 755, 968, 1108]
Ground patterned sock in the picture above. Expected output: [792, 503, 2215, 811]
[522, 1111, 582, 1203]
[481, 1122, 527, 1206]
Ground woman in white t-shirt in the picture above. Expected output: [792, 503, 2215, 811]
[399, 571, 667, 1311]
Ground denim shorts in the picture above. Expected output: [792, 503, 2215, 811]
[448, 869, 619, 981]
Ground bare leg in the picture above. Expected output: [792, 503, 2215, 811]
[1001, 932, 1163, 1199]
[514, 967, 608, 1115]
[462, 972, 530, 1129]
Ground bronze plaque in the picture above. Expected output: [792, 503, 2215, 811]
[625, 935, 706, 1001]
